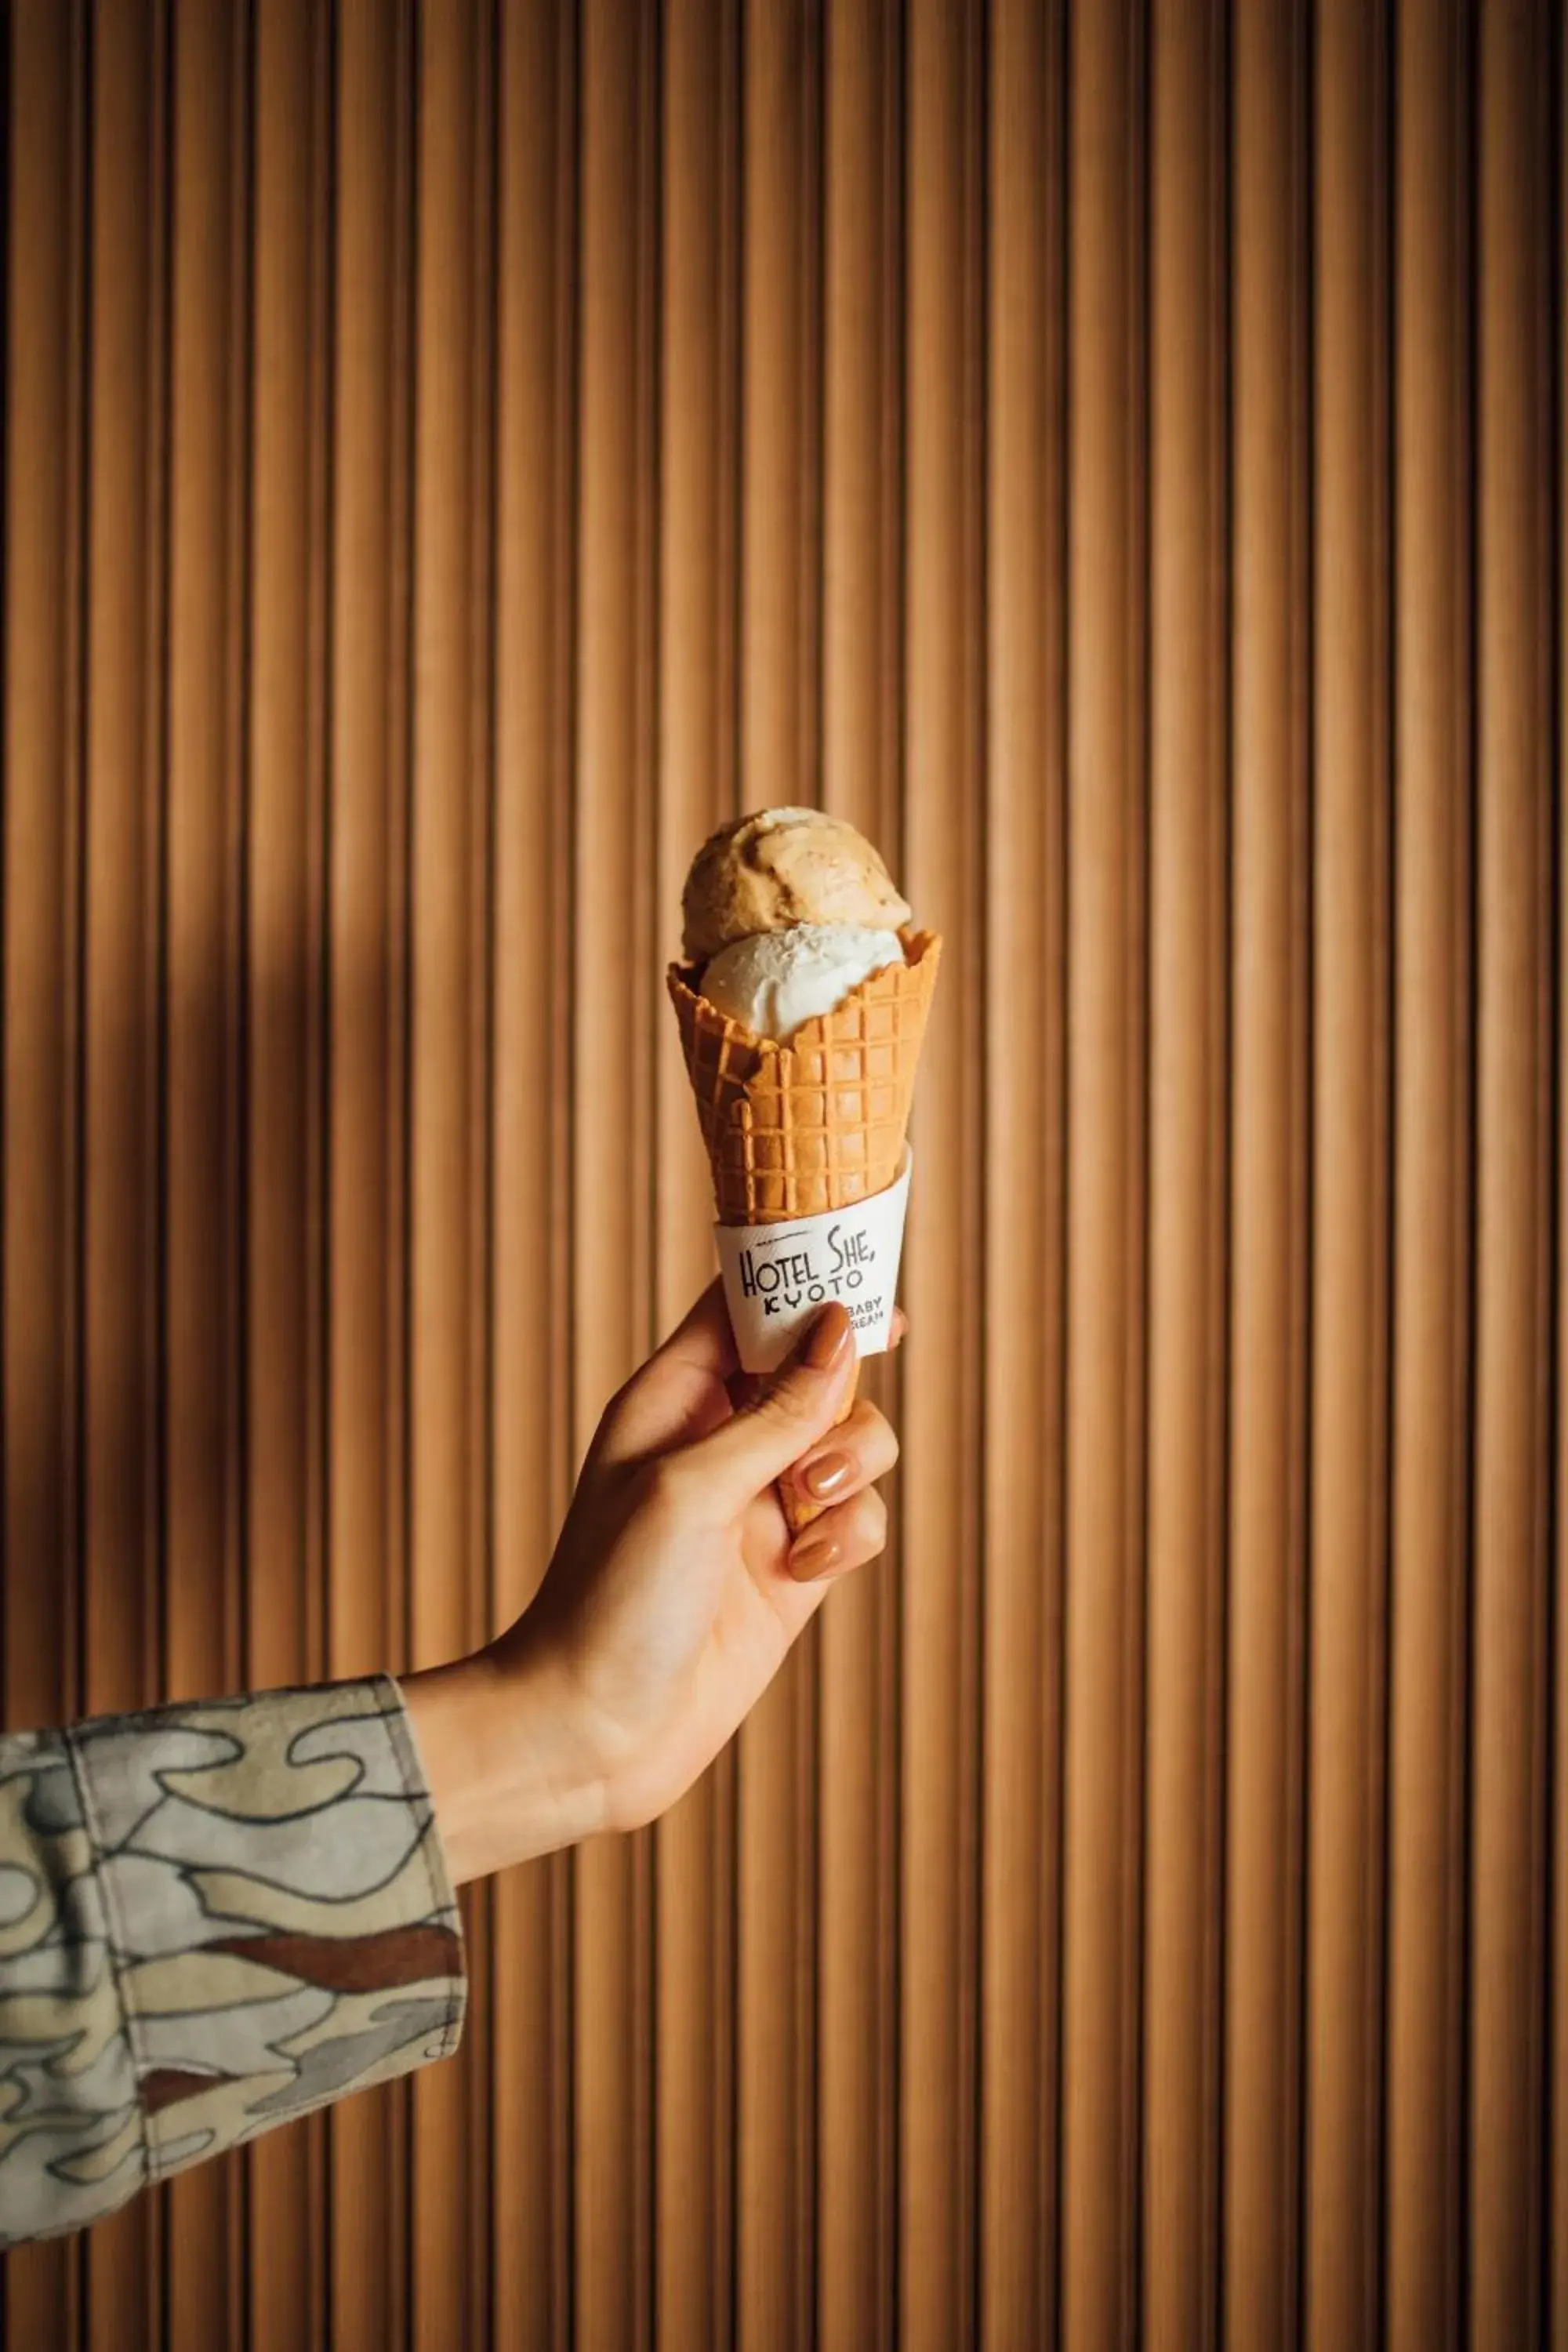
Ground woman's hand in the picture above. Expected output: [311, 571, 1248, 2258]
[405, 1286, 899, 1882]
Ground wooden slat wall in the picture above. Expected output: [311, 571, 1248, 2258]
[1225, 0, 1311, 2336]
[3, 5, 1564, 2347]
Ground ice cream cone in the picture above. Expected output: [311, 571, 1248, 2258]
[668, 928, 942, 1530]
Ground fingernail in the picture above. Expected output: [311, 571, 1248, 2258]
[801, 1301, 853, 1374]
[789, 1534, 842, 1581]
[797, 1450, 855, 1501]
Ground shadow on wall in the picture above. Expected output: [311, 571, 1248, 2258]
[3, 936, 434, 1730]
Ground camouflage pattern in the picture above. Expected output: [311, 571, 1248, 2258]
[0, 1677, 465, 2245]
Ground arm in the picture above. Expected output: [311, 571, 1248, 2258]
[0, 1291, 895, 2245]
[403, 1287, 896, 1882]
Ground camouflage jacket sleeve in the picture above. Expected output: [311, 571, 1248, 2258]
[0, 1677, 466, 2246]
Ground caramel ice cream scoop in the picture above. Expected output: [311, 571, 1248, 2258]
[681, 806, 912, 962]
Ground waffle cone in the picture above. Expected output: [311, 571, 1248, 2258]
[667, 929, 940, 1532]
[666, 928, 941, 1225]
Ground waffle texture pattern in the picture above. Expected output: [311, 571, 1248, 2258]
[667, 930, 942, 1224]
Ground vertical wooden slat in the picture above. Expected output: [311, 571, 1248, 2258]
[818, 1, 905, 2345]
[1385, 3, 1473, 2346]
[1468, 5, 1555, 2344]
[407, 4, 493, 2346]
[245, 1, 329, 2340]
[735, 5, 822, 2346]
[1556, 24, 1568, 2336]
[902, 4, 985, 2349]
[1224, 4, 1311, 2344]
[79, 1, 171, 2343]
[573, 2, 659, 2343]
[162, 2, 249, 2340]
[3, 4, 86, 2340]
[740, 0, 822, 808]
[493, 2, 578, 2346]
[1061, 0, 1149, 2343]
[462, 11, 499, 2324]
[1142, 0, 1228, 2343]
[980, 2, 1066, 2343]
[1561, 18, 1568, 2305]
[1308, 1, 1393, 2343]
[656, 4, 739, 2348]
[326, 4, 416, 2343]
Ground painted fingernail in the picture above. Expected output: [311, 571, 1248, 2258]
[801, 1301, 853, 1374]
[798, 1450, 855, 1501]
[789, 1534, 842, 1581]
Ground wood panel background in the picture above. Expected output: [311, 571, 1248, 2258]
[2, 2, 1563, 2347]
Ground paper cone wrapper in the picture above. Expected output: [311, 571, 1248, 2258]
[713, 1147, 913, 1375]
[667, 929, 940, 1529]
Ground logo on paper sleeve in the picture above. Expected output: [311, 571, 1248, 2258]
[736, 1221, 877, 1316]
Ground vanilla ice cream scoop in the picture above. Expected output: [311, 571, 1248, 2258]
[699, 922, 906, 1043]
[682, 807, 912, 960]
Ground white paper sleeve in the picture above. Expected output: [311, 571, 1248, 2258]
[713, 1147, 913, 1376]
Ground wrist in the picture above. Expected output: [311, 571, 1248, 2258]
[401, 1643, 608, 1885]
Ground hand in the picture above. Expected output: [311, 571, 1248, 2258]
[404, 1286, 900, 1882]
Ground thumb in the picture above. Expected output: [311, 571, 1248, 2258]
[683, 1302, 857, 1513]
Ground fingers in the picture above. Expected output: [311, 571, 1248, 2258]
[681, 1302, 857, 1512]
[785, 1396, 898, 1514]
[786, 1483, 890, 1584]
